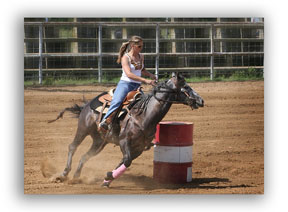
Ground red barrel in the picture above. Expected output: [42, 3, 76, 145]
[153, 121, 193, 184]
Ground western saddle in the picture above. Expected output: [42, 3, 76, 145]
[98, 87, 142, 107]
[96, 87, 143, 127]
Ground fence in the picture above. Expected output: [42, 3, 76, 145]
[24, 18, 264, 84]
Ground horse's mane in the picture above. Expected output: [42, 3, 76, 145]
[131, 81, 168, 116]
[131, 93, 153, 116]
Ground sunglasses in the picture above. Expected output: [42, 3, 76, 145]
[135, 45, 143, 49]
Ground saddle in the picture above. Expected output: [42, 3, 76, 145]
[98, 88, 142, 106]
[90, 87, 143, 121]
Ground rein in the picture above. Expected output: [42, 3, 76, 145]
[152, 82, 190, 104]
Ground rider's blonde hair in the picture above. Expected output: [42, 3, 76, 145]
[116, 36, 143, 64]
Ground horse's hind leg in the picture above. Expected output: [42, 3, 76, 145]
[58, 127, 88, 181]
[73, 131, 107, 179]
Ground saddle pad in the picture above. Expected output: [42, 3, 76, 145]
[90, 92, 107, 111]
[98, 94, 112, 105]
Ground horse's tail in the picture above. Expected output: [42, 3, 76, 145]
[48, 104, 84, 123]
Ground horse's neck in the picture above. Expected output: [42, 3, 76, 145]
[150, 96, 171, 122]
[119, 89, 173, 128]
[140, 92, 172, 130]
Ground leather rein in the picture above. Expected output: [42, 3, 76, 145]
[152, 82, 191, 104]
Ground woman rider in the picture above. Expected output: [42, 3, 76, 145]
[98, 35, 156, 133]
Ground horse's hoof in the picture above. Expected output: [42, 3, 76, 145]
[101, 180, 112, 188]
[49, 174, 68, 183]
[101, 183, 110, 188]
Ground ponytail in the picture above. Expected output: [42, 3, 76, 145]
[117, 41, 130, 64]
[117, 36, 143, 64]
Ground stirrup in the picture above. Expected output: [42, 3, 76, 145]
[98, 120, 109, 134]
[99, 122, 108, 131]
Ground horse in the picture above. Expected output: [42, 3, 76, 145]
[49, 73, 204, 187]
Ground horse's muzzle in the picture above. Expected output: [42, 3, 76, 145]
[189, 99, 204, 109]
[198, 99, 204, 107]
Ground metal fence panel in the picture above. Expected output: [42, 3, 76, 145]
[24, 18, 264, 83]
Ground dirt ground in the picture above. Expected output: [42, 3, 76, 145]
[24, 80, 264, 194]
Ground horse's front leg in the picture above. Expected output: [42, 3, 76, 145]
[102, 139, 137, 187]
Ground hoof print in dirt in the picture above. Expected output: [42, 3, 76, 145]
[68, 178, 83, 184]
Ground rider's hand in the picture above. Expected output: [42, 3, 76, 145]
[151, 80, 157, 86]
[144, 79, 156, 86]
[151, 74, 157, 80]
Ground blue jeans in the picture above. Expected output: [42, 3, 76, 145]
[103, 80, 140, 119]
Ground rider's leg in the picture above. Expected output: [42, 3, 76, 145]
[98, 81, 129, 132]
[98, 81, 140, 131]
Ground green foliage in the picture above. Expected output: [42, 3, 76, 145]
[24, 76, 121, 86]
[229, 68, 263, 80]
[43, 77, 55, 85]
[24, 69, 264, 87]
[185, 76, 211, 83]
[59, 27, 73, 38]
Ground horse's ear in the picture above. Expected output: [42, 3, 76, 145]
[176, 72, 186, 87]
[177, 72, 184, 79]
[170, 72, 185, 89]
[172, 72, 183, 79]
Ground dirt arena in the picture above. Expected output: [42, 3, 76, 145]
[24, 80, 264, 194]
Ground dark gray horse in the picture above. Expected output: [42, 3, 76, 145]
[49, 73, 204, 187]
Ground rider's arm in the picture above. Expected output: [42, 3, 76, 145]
[140, 54, 156, 80]
[142, 68, 156, 80]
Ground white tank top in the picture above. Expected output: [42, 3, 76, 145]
[120, 53, 144, 84]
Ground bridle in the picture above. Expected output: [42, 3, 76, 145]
[152, 81, 192, 104]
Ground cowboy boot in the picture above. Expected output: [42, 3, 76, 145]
[98, 119, 109, 133]
[98, 111, 117, 134]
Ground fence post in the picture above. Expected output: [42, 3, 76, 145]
[38, 23, 43, 84]
[155, 23, 159, 79]
[98, 24, 102, 83]
[210, 24, 214, 81]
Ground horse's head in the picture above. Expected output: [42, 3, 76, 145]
[180, 82, 204, 109]
[165, 72, 204, 109]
